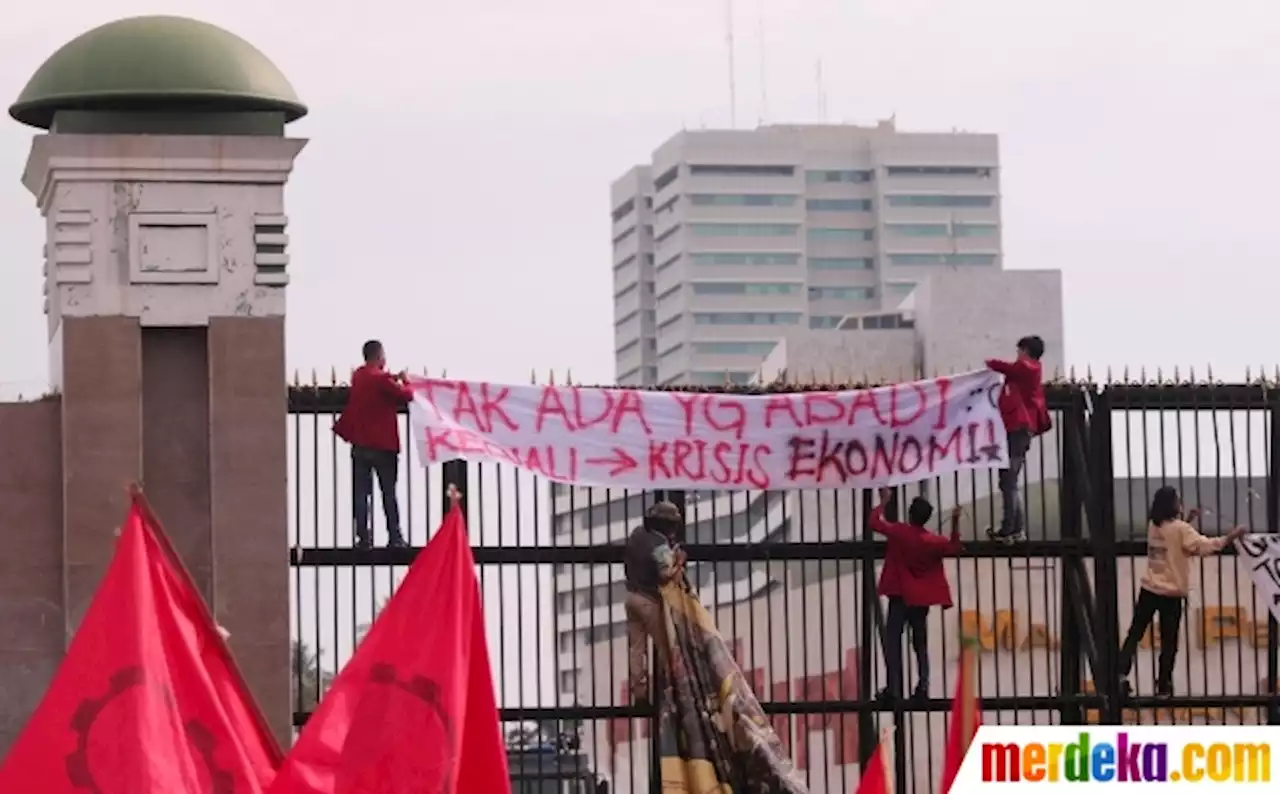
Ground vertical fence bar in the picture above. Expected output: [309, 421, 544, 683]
[857, 488, 877, 767]
[1089, 387, 1122, 724]
[1057, 390, 1085, 724]
[1269, 386, 1280, 724]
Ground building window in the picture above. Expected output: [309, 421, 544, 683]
[809, 315, 843, 329]
[805, 169, 873, 184]
[613, 254, 636, 272]
[954, 223, 998, 237]
[885, 165, 993, 177]
[886, 223, 950, 237]
[863, 313, 916, 329]
[614, 282, 638, 300]
[655, 195, 680, 215]
[808, 228, 874, 241]
[691, 341, 777, 356]
[808, 286, 874, 300]
[689, 252, 800, 266]
[888, 253, 997, 266]
[612, 226, 636, 245]
[612, 198, 636, 223]
[656, 284, 682, 303]
[558, 632, 574, 653]
[689, 164, 795, 177]
[654, 165, 679, 192]
[886, 281, 917, 295]
[689, 371, 755, 385]
[690, 223, 799, 237]
[885, 194, 995, 208]
[559, 670, 579, 692]
[659, 343, 684, 358]
[655, 224, 681, 244]
[656, 253, 682, 273]
[691, 282, 801, 296]
[657, 314, 683, 330]
[616, 339, 639, 356]
[615, 310, 639, 327]
[692, 312, 802, 326]
[617, 366, 641, 382]
[809, 257, 873, 270]
[690, 194, 797, 207]
[806, 198, 872, 211]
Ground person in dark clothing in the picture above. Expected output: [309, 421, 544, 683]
[986, 335, 1050, 543]
[333, 340, 414, 549]
[871, 487, 963, 701]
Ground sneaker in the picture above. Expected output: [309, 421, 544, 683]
[875, 687, 896, 702]
[354, 534, 373, 551]
[386, 533, 408, 549]
[1155, 683, 1173, 699]
[987, 527, 1025, 544]
[1119, 677, 1133, 699]
[912, 681, 930, 701]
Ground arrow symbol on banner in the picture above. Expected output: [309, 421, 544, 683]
[585, 447, 638, 477]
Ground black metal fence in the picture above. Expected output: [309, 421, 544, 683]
[287, 378, 1280, 794]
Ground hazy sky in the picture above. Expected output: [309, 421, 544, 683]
[1, 0, 1279, 399]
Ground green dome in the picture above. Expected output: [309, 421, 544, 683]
[10, 16, 307, 129]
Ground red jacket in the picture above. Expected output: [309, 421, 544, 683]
[871, 505, 960, 608]
[334, 364, 414, 452]
[986, 356, 1047, 435]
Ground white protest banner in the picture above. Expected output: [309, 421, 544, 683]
[1236, 534, 1280, 625]
[406, 370, 1008, 491]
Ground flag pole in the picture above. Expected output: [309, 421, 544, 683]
[124, 482, 286, 760]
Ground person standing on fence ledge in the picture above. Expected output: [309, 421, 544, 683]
[871, 487, 962, 702]
[623, 502, 809, 793]
[985, 334, 1050, 544]
[1118, 485, 1246, 698]
[333, 339, 413, 549]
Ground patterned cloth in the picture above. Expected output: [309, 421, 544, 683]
[626, 581, 809, 793]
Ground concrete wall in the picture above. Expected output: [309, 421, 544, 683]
[0, 399, 63, 754]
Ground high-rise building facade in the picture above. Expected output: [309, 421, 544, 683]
[610, 121, 1001, 388]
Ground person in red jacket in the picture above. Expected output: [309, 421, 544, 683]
[334, 340, 414, 549]
[985, 335, 1049, 543]
[871, 487, 963, 701]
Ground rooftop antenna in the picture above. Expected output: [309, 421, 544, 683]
[726, 0, 738, 128]
[757, 17, 768, 125]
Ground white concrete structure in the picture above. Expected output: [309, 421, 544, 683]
[26, 134, 305, 389]
[611, 121, 1002, 388]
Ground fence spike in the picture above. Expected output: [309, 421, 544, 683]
[1068, 365, 1076, 382]
[807, 367, 817, 385]
[440, 368, 448, 379]
[1104, 366, 1113, 384]
[1245, 365, 1253, 384]
[310, 369, 317, 387]
[1206, 363, 1213, 384]
[330, 367, 337, 386]
[828, 364, 837, 384]
[422, 366, 429, 378]
[1085, 364, 1093, 383]
[291, 369, 300, 387]
[1121, 365, 1129, 384]
[1155, 366, 1164, 385]
[1139, 366, 1147, 384]
[1172, 365, 1180, 384]
[1188, 365, 1196, 384]
[1051, 365, 1061, 382]
[531, 369, 537, 385]
[565, 368, 573, 385]
[1275, 364, 1279, 384]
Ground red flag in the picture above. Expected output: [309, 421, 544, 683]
[269, 504, 511, 794]
[0, 495, 283, 793]
[940, 639, 981, 794]
[855, 727, 895, 794]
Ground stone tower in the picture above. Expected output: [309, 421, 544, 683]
[3, 15, 306, 745]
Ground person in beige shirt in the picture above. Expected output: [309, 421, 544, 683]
[1118, 485, 1246, 697]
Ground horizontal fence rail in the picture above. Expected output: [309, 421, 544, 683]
[287, 380, 1280, 794]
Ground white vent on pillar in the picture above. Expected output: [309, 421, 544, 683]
[52, 210, 93, 285]
[253, 214, 289, 286]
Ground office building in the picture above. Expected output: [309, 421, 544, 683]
[610, 121, 1002, 388]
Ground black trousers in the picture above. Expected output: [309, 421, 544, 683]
[998, 429, 1031, 534]
[1118, 588, 1184, 690]
[352, 445, 401, 540]
[884, 596, 930, 696]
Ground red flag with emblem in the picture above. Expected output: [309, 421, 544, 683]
[268, 501, 510, 793]
[940, 639, 981, 794]
[0, 491, 283, 793]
